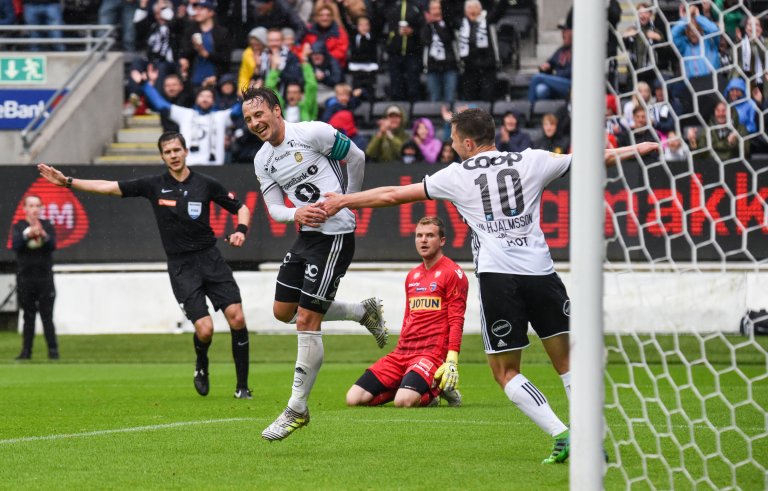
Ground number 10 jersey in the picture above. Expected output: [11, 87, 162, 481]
[254, 121, 356, 234]
[424, 149, 572, 275]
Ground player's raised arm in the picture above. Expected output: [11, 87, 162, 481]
[38, 163, 122, 196]
[604, 142, 660, 166]
[323, 182, 427, 216]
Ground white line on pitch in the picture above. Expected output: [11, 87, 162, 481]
[0, 418, 258, 445]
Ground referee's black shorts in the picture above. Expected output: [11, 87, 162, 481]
[479, 272, 570, 354]
[167, 246, 241, 323]
[274, 231, 355, 314]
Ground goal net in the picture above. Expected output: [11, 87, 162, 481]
[600, 1, 768, 488]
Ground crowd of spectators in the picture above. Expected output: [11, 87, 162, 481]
[3, 0, 767, 165]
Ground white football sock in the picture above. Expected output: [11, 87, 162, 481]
[560, 371, 571, 401]
[287, 331, 324, 413]
[323, 300, 365, 322]
[504, 374, 568, 437]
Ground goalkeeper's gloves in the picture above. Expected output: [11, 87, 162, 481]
[434, 350, 459, 392]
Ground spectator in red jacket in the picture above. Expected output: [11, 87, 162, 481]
[302, 4, 349, 68]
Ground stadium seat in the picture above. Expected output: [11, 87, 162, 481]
[493, 100, 531, 122]
[353, 102, 371, 127]
[411, 101, 445, 120]
[532, 99, 566, 118]
[527, 127, 543, 144]
[454, 101, 492, 113]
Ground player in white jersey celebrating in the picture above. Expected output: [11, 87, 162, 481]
[241, 86, 388, 441]
[323, 108, 659, 463]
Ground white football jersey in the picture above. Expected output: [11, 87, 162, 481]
[254, 121, 356, 234]
[424, 149, 572, 275]
[170, 106, 233, 165]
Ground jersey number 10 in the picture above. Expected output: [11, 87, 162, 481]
[474, 168, 525, 221]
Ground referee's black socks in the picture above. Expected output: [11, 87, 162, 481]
[193, 333, 211, 371]
[230, 327, 250, 389]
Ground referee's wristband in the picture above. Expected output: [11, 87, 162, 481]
[235, 224, 248, 235]
[65, 176, 73, 188]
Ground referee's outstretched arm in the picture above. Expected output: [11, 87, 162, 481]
[38, 164, 122, 196]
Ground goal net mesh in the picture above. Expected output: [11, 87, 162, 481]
[601, 1, 768, 488]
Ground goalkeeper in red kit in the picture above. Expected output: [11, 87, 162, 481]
[346, 216, 469, 408]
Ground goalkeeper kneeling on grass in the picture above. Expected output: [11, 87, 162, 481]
[346, 216, 469, 407]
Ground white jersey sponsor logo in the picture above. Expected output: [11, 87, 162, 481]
[254, 121, 355, 234]
[424, 149, 572, 275]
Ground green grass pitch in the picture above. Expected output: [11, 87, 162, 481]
[0, 332, 765, 490]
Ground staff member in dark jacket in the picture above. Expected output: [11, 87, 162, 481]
[12, 195, 59, 360]
[38, 131, 254, 400]
[383, 0, 424, 102]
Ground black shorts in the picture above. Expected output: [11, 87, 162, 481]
[167, 246, 241, 323]
[274, 231, 355, 314]
[478, 272, 570, 353]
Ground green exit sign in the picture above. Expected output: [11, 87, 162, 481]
[0, 56, 46, 84]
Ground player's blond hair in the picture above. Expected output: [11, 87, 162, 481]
[418, 216, 445, 238]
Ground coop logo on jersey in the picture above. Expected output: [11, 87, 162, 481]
[294, 152, 303, 162]
[409, 297, 442, 310]
[491, 320, 512, 337]
[6, 178, 89, 250]
[187, 201, 202, 219]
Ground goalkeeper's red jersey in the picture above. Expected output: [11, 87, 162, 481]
[395, 255, 469, 357]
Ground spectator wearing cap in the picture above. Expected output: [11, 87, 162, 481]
[422, 0, 457, 103]
[98, 0, 137, 51]
[528, 22, 572, 110]
[383, 0, 425, 102]
[308, 40, 343, 104]
[180, 0, 232, 88]
[238, 27, 268, 96]
[366, 105, 408, 162]
[496, 111, 532, 153]
[266, 43, 318, 122]
[458, 0, 508, 101]
[302, 3, 349, 69]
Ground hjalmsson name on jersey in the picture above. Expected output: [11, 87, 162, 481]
[409, 297, 442, 310]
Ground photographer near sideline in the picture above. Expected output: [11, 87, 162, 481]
[11, 195, 59, 361]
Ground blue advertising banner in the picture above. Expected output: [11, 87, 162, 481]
[0, 89, 66, 130]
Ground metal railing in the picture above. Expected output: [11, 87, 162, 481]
[0, 25, 115, 152]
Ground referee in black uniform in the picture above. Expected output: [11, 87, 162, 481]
[38, 131, 254, 399]
[12, 195, 59, 360]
